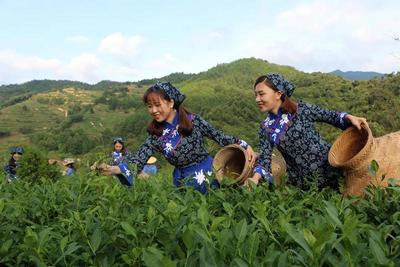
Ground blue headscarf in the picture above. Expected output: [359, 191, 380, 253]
[265, 73, 295, 97]
[153, 82, 186, 105]
[10, 147, 24, 155]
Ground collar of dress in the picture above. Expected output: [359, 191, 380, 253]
[160, 112, 182, 158]
[263, 108, 295, 146]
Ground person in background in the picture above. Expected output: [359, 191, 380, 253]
[109, 137, 134, 186]
[111, 137, 129, 166]
[89, 137, 134, 186]
[4, 147, 24, 181]
[139, 156, 158, 179]
[63, 159, 75, 176]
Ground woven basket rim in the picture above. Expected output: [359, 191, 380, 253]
[329, 124, 374, 167]
[213, 144, 250, 183]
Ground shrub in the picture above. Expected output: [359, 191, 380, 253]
[17, 148, 61, 182]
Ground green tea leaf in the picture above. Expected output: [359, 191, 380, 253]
[121, 221, 137, 238]
[90, 227, 102, 253]
[234, 219, 248, 243]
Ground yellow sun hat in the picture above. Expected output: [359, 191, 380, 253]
[147, 156, 157, 164]
[63, 158, 75, 166]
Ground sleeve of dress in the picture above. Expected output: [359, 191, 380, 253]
[303, 102, 351, 130]
[195, 115, 248, 149]
[253, 126, 273, 183]
[124, 136, 158, 174]
[4, 164, 15, 180]
[109, 152, 115, 165]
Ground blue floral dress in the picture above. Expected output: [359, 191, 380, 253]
[111, 150, 134, 186]
[124, 112, 248, 194]
[254, 101, 351, 190]
[4, 161, 18, 181]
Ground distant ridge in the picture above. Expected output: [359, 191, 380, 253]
[330, 70, 385, 80]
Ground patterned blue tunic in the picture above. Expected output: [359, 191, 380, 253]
[110, 151, 128, 166]
[111, 150, 134, 186]
[254, 101, 351, 190]
[4, 161, 18, 181]
[124, 112, 248, 194]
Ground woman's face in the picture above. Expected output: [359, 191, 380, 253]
[114, 142, 123, 152]
[254, 82, 283, 114]
[146, 93, 175, 123]
[12, 153, 22, 161]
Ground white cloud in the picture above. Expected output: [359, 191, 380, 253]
[66, 35, 90, 44]
[0, 51, 62, 84]
[0, 51, 104, 84]
[234, 0, 400, 73]
[363, 54, 400, 73]
[276, 1, 342, 34]
[98, 32, 144, 57]
[62, 53, 102, 82]
[0, 50, 60, 71]
[2, 1, 400, 85]
[148, 53, 178, 69]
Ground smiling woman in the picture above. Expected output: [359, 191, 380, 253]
[111, 82, 257, 194]
[248, 73, 369, 190]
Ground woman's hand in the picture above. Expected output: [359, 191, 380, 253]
[346, 114, 369, 130]
[244, 173, 261, 187]
[138, 171, 150, 180]
[246, 145, 257, 166]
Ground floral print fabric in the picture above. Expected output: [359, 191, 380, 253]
[254, 101, 351, 189]
[264, 73, 295, 97]
[124, 112, 248, 193]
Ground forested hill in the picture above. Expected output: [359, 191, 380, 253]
[0, 57, 399, 157]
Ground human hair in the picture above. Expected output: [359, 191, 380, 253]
[113, 140, 128, 155]
[254, 75, 298, 114]
[143, 86, 193, 137]
[67, 163, 75, 169]
[8, 156, 16, 167]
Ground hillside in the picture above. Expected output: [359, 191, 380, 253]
[1, 58, 400, 158]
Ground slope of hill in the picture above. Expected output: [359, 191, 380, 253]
[1, 58, 400, 157]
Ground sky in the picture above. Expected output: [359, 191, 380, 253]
[0, 0, 399, 85]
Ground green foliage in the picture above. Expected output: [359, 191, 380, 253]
[119, 109, 150, 137]
[0, 131, 10, 138]
[36, 97, 50, 104]
[68, 104, 82, 115]
[0, 172, 399, 265]
[32, 132, 60, 151]
[17, 148, 60, 182]
[1, 57, 400, 155]
[0, 93, 33, 109]
[58, 129, 97, 155]
[69, 114, 84, 123]
[32, 129, 98, 155]
[94, 89, 142, 110]
[50, 97, 65, 105]
[18, 127, 33, 134]
[137, 72, 196, 86]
